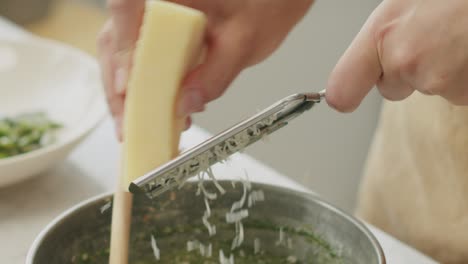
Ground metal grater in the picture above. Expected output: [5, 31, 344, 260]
[129, 90, 325, 199]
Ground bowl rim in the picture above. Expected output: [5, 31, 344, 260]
[26, 181, 386, 263]
[0, 36, 107, 167]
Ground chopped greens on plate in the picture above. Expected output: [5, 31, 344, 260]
[0, 112, 62, 159]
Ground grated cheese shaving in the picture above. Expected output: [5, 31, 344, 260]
[225, 209, 249, 223]
[187, 240, 200, 252]
[230, 182, 248, 213]
[247, 190, 265, 208]
[287, 237, 293, 249]
[254, 238, 261, 255]
[206, 167, 226, 195]
[150, 234, 160, 261]
[206, 243, 213, 258]
[202, 198, 216, 236]
[287, 255, 298, 263]
[219, 249, 235, 264]
[196, 171, 217, 200]
[186, 240, 212, 258]
[171, 126, 271, 263]
[231, 221, 244, 250]
[100, 201, 112, 214]
[275, 227, 285, 246]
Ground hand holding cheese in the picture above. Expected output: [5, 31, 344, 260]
[98, 0, 314, 139]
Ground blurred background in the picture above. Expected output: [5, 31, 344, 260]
[0, 0, 382, 212]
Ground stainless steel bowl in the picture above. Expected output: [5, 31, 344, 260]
[27, 181, 385, 263]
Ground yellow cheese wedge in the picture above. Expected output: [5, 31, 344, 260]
[109, 2, 206, 263]
[122, 0, 207, 189]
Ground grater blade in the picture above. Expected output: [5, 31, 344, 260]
[129, 91, 325, 199]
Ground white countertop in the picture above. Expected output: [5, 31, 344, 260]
[0, 17, 437, 264]
[0, 118, 438, 264]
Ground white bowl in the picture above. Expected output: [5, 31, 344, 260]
[0, 36, 107, 187]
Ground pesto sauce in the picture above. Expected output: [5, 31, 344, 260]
[71, 219, 342, 264]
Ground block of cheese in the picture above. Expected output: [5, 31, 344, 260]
[109, 3, 206, 263]
[122, 1, 207, 189]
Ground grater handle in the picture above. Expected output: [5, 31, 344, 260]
[306, 89, 326, 102]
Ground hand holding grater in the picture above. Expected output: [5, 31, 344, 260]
[129, 90, 326, 199]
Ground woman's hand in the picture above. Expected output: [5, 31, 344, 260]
[327, 0, 468, 112]
[97, 0, 314, 140]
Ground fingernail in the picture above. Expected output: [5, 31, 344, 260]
[115, 67, 127, 95]
[177, 90, 204, 117]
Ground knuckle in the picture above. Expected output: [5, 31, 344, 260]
[374, 22, 392, 49]
[96, 31, 111, 51]
[96, 21, 113, 51]
[223, 22, 257, 66]
[387, 45, 419, 79]
[375, 24, 420, 80]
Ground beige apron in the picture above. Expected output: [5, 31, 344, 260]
[356, 93, 468, 264]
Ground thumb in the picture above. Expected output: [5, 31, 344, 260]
[177, 33, 247, 117]
[326, 10, 383, 113]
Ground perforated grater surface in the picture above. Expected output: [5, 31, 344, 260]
[129, 91, 325, 199]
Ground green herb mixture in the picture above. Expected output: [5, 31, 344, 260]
[0, 112, 62, 158]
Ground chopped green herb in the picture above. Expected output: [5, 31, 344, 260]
[0, 112, 62, 159]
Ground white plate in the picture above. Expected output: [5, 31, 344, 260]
[0, 36, 107, 187]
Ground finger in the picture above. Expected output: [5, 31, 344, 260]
[377, 52, 415, 101]
[404, 33, 468, 105]
[177, 28, 247, 117]
[97, 20, 114, 98]
[374, 14, 417, 101]
[107, 0, 145, 50]
[97, 21, 125, 140]
[107, 0, 143, 95]
[376, 23, 414, 101]
[326, 11, 383, 112]
[112, 50, 133, 96]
